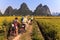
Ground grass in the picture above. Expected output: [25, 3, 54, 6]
[0, 16, 21, 40]
[0, 16, 60, 40]
[32, 21, 44, 40]
[36, 18, 60, 40]
[0, 33, 5, 40]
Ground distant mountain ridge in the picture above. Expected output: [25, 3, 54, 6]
[2, 3, 51, 16]
[17, 3, 32, 16]
[33, 4, 51, 16]
[52, 12, 60, 16]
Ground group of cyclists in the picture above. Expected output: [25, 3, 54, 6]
[8, 16, 33, 37]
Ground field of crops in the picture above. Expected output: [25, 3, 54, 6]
[0, 16, 21, 40]
[36, 18, 60, 40]
[0, 16, 21, 31]
[0, 16, 60, 40]
[0, 16, 21, 24]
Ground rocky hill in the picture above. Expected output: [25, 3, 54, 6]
[33, 4, 51, 16]
[17, 3, 32, 16]
[3, 3, 51, 16]
[4, 6, 13, 16]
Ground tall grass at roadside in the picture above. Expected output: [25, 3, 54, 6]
[32, 21, 44, 40]
[36, 19, 60, 40]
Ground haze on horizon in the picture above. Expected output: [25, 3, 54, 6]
[0, 0, 60, 14]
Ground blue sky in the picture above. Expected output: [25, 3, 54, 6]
[0, 0, 60, 13]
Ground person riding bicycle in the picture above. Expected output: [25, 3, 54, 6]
[22, 16, 28, 23]
[20, 16, 28, 33]
[12, 17, 20, 36]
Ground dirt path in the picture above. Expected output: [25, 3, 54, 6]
[12, 34, 21, 40]
[8, 23, 33, 40]
[20, 24, 33, 40]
